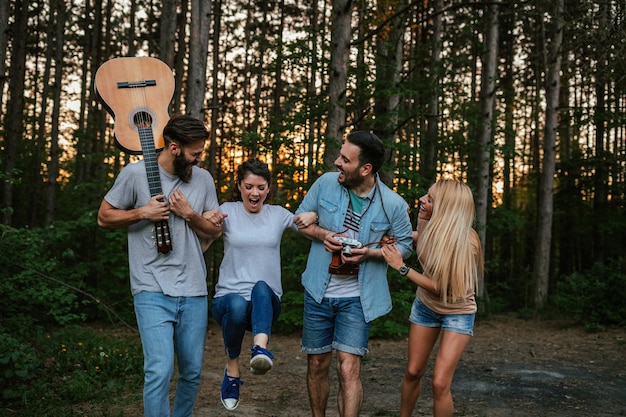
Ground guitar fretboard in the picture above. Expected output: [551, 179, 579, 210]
[138, 125, 163, 197]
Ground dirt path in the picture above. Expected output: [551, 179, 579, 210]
[126, 315, 626, 416]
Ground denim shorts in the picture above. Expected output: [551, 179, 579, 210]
[301, 291, 370, 357]
[409, 296, 475, 336]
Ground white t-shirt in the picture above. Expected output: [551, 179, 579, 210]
[214, 202, 294, 301]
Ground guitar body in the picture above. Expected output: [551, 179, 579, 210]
[94, 57, 175, 154]
[95, 57, 175, 254]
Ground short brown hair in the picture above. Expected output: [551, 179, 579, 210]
[163, 114, 210, 146]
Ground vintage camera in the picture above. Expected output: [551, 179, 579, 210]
[333, 236, 364, 255]
[328, 236, 363, 275]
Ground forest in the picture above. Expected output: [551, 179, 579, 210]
[0, 0, 625, 413]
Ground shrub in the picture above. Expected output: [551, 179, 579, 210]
[554, 257, 626, 330]
[275, 290, 304, 334]
[370, 273, 414, 339]
[0, 333, 40, 400]
[0, 225, 83, 331]
[2, 326, 143, 416]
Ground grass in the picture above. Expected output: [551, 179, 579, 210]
[1, 325, 143, 417]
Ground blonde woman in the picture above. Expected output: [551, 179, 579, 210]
[381, 179, 484, 417]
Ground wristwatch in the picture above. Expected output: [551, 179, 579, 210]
[398, 264, 410, 276]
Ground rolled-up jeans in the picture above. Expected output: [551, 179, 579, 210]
[134, 291, 208, 417]
[211, 280, 281, 359]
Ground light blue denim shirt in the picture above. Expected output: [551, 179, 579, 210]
[295, 172, 413, 322]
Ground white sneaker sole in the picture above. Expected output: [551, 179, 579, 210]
[250, 354, 273, 375]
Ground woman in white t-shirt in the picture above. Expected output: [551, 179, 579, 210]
[211, 158, 316, 411]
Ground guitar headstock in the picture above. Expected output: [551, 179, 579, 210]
[154, 221, 172, 254]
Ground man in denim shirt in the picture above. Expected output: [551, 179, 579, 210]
[295, 131, 413, 417]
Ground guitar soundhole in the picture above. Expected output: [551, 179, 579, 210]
[131, 108, 157, 131]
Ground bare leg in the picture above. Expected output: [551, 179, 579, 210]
[307, 352, 332, 417]
[253, 333, 269, 349]
[225, 356, 240, 378]
[431, 331, 471, 417]
[336, 351, 362, 417]
[400, 324, 440, 417]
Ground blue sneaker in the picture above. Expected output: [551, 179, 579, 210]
[250, 345, 274, 375]
[220, 367, 243, 410]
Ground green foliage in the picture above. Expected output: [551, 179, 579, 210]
[1, 326, 142, 416]
[0, 333, 40, 400]
[279, 229, 311, 292]
[483, 204, 533, 312]
[553, 257, 626, 330]
[370, 272, 415, 339]
[0, 214, 134, 331]
[272, 230, 309, 334]
[0, 224, 83, 331]
[0, 212, 141, 415]
[484, 283, 515, 314]
[275, 290, 304, 334]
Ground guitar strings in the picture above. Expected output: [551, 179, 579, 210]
[130, 74, 162, 248]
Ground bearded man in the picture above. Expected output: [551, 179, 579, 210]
[98, 114, 225, 417]
[295, 131, 414, 417]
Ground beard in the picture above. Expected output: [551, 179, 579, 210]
[338, 169, 364, 189]
[173, 153, 195, 183]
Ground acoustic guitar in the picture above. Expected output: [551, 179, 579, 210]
[94, 57, 175, 254]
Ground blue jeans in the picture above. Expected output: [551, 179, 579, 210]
[211, 281, 281, 359]
[301, 290, 370, 357]
[134, 291, 208, 417]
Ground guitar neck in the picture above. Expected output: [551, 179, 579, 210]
[138, 124, 173, 254]
[94, 57, 175, 254]
[138, 125, 163, 197]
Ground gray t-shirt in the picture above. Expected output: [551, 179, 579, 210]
[214, 202, 294, 301]
[104, 160, 219, 297]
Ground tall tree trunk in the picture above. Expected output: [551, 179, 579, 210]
[500, 4, 516, 284]
[2, 0, 28, 225]
[250, 1, 269, 150]
[0, 0, 10, 113]
[556, 49, 576, 276]
[89, 0, 107, 187]
[592, 1, 609, 264]
[421, 0, 442, 185]
[75, 0, 92, 183]
[475, 0, 499, 298]
[127, 0, 137, 57]
[242, 0, 254, 134]
[172, 0, 188, 114]
[46, 0, 66, 226]
[324, 0, 352, 168]
[31, 8, 54, 227]
[94, 0, 111, 181]
[306, 0, 321, 178]
[208, 0, 222, 177]
[533, 0, 563, 311]
[186, 0, 211, 119]
[270, 0, 285, 182]
[353, 0, 368, 130]
[160, 0, 178, 68]
[373, 0, 406, 186]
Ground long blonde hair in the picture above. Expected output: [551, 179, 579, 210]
[416, 180, 484, 303]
